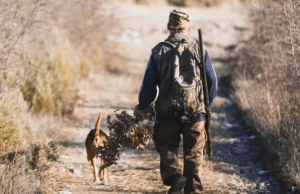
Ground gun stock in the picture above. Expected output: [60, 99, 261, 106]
[198, 29, 212, 156]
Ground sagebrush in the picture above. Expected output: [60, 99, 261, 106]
[0, 0, 114, 192]
[233, 0, 300, 190]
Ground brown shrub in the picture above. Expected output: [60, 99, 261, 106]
[0, 110, 25, 158]
[0, 0, 116, 192]
[0, 141, 59, 194]
[0, 88, 61, 193]
[233, 0, 300, 190]
[166, 0, 251, 7]
[0, 0, 114, 116]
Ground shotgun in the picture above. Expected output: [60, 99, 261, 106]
[198, 29, 212, 156]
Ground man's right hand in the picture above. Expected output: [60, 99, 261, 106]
[133, 105, 156, 122]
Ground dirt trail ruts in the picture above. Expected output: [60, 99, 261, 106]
[51, 3, 284, 194]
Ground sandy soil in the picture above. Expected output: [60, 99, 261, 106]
[50, 3, 284, 194]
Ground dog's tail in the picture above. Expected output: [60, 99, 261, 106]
[95, 112, 102, 136]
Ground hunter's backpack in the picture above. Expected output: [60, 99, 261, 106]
[155, 38, 205, 116]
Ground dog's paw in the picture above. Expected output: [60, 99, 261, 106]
[103, 179, 108, 185]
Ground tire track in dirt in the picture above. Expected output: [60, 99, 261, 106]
[51, 3, 284, 194]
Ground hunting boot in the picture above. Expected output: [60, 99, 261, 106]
[168, 173, 187, 194]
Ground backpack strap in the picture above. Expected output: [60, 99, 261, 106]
[162, 40, 177, 48]
[161, 40, 182, 81]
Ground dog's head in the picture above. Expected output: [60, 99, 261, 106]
[94, 135, 107, 148]
[93, 112, 108, 148]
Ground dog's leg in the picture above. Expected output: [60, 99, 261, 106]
[91, 157, 99, 183]
[88, 159, 96, 182]
[103, 166, 108, 185]
[99, 158, 104, 181]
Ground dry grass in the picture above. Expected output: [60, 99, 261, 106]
[0, 86, 60, 193]
[0, 141, 59, 194]
[0, 0, 115, 192]
[134, 0, 221, 7]
[167, 0, 221, 7]
[233, 0, 300, 190]
[0, 108, 24, 156]
[133, 0, 255, 8]
[0, 0, 114, 116]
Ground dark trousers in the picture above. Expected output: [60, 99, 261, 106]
[153, 121, 206, 194]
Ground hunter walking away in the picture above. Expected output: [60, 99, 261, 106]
[136, 9, 217, 194]
[3, 1, 294, 193]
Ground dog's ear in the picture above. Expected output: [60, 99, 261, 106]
[95, 112, 102, 136]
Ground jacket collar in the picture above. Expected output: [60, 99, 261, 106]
[167, 33, 188, 40]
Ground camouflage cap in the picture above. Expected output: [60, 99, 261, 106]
[168, 9, 190, 31]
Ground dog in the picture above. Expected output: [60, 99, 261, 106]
[85, 112, 109, 185]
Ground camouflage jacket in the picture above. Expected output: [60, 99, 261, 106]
[138, 33, 217, 122]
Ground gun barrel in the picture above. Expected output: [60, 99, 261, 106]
[198, 29, 212, 156]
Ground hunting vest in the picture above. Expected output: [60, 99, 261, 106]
[153, 34, 206, 116]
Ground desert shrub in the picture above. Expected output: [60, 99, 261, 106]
[167, 0, 221, 7]
[105, 55, 131, 74]
[0, 90, 60, 193]
[0, 109, 23, 156]
[27, 141, 59, 171]
[0, 0, 115, 192]
[135, 0, 149, 4]
[134, 0, 223, 7]
[20, 60, 78, 115]
[0, 89, 33, 157]
[167, 0, 189, 6]
[0, 0, 113, 116]
[0, 141, 59, 194]
[165, 0, 257, 7]
[233, 0, 300, 190]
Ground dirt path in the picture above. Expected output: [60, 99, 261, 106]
[52, 3, 284, 194]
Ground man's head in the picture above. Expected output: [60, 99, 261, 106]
[168, 9, 191, 34]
